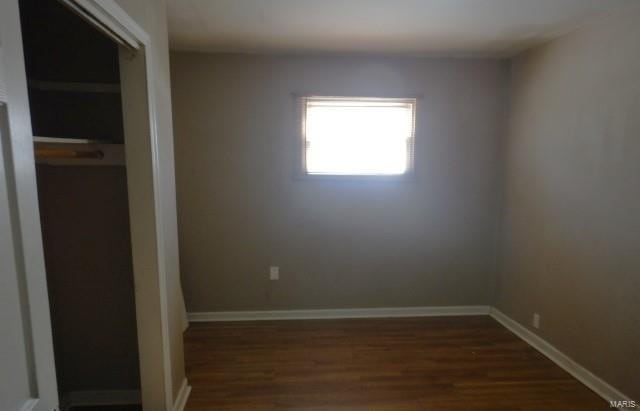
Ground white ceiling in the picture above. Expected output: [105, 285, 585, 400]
[167, 0, 635, 56]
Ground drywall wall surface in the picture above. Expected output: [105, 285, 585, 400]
[114, 0, 186, 403]
[170, 53, 508, 312]
[496, 7, 640, 399]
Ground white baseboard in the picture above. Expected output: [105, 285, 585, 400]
[60, 390, 140, 411]
[489, 308, 633, 408]
[188, 305, 490, 322]
[173, 378, 192, 411]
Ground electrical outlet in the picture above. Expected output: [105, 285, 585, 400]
[269, 266, 279, 280]
[533, 313, 541, 329]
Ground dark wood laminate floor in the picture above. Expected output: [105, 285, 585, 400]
[69, 407, 140, 411]
[184, 316, 607, 410]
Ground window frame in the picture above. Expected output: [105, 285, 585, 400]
[296, 95, 417, 181]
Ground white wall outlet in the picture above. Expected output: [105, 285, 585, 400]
[533, 313, 541, 329]
[269, 266, 279, 280]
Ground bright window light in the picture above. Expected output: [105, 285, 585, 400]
[302, 97, 416, 176]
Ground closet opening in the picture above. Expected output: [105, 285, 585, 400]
[19, 0, 141, 409]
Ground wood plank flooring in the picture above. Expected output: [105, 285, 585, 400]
[70, 407, 140, 411]
[184, 316, 607, 410]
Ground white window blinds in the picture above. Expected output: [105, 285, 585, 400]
[302, 97, 416, 176]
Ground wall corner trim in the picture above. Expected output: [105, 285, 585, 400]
[0, 46, 6, 103]
[489, 308, 633, 407]
[173, 378, 192, 411]
[18, 399, 39, 411]
[188, 305, 491, 322]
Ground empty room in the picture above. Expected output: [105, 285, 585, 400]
[1, 1, 638, 410]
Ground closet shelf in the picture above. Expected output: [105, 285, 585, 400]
[34, 136, 122, 145]
[28, 79, 121, 94]
[34, 137, 125, 166]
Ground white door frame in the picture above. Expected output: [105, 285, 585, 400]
[0, 1, 174, 410]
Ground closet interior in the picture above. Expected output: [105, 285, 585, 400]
[19, 0, 141, 409]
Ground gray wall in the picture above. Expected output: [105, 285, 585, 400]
[496, 8, 640, 399]
[170, 53, 508, 312]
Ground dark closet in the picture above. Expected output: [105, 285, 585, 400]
[19, 0, 141, 409]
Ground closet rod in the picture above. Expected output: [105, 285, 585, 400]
[35, 147, 104, 160]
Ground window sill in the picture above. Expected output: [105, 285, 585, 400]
[293, 172, 416, 183]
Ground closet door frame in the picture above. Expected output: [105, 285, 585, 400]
[0, 1, 175, 410]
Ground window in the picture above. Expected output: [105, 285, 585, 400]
[301, 96, 416, 177]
